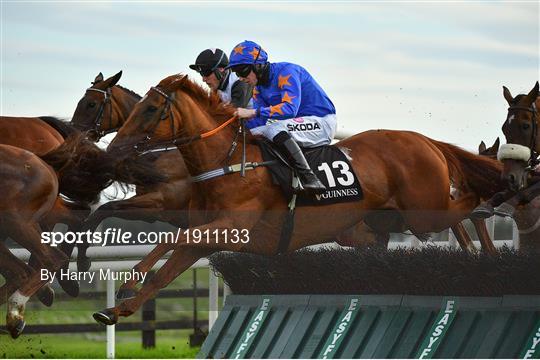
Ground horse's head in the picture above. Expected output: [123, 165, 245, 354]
[71, 71, 123, 141]
[107, 74, 235, 159]
[499, 81, 540, 191]
[478, 138, 500, 159]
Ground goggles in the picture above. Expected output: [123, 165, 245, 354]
[231, 64, 252, 78]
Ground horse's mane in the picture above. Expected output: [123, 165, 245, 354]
[116, 85, 142, 100]
[160, 74, 236, 123]
[38, 116, 78, 139]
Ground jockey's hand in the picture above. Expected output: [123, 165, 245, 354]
[235, 108, 256, 120]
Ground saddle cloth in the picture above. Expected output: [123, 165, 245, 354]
[258, 140, 363, 206]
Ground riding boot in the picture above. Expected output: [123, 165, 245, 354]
[273, 131, 326, 194]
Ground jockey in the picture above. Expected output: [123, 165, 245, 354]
[227, 40, 337, 194]
[189, 48, 253, 108]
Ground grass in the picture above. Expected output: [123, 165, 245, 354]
[0, 331, 200, 358]
[0, 267, 224, 358]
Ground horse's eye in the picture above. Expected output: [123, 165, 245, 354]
[522, 123, 531, 130]
[147, 105, 158, 113]
[88, 102, 96, 108]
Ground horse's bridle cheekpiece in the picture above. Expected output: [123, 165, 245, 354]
[506, 101, 539, 168]
[86, 87, 115, 138]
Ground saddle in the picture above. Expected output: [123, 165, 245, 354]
[257, 140, 363, 206]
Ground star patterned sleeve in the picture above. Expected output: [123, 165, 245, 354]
[259, 68, 301, 120]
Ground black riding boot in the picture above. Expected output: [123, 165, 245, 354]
[273, 132, 326, 194]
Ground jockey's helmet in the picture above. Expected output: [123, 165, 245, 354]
[189, 48, 229, 77]
[227, 40, 268, 68]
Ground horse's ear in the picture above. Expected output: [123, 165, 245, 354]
[107, 71, 123, 87]
[493, 137, 500, 152]
[525, 81, 540, 105]
[93, 72, 104, 85]
[503, 86, 514, 105]
[478, 141, 486, 153]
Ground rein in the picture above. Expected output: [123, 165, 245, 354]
[133, 86, 238, 154]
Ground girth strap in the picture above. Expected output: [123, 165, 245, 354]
[191, 160, 277, 183]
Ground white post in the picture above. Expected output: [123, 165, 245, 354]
[487, 217, 495, 240]
[208, 268, 219, 330]
[223, 283, 231, 302]
[512, 220, 520, 250]
[447, 229, 458, 249]
[106, 277, 115, 359]
[409, 235, 421, 249]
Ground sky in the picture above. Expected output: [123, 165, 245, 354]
[1, 0, 538, 151]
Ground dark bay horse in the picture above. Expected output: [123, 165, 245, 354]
[488, 82, 540, 253]
[70, 72, 191, 230]
[0, 144, 68, 338]
[93, 74, 503, 325]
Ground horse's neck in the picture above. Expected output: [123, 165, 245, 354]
[111, 87, 139, 125]
[178, 104, 238, 175]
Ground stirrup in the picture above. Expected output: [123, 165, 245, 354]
[470, 203, 494, 219]
[494, 202, 515, 218]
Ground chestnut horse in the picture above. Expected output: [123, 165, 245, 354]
[70, 71, 191, 230]
[0, 144, 68, 338]
[0, 116, 90, 296]
[92, 74, 503, 325]
[72, 73, 492, 258]
[74, 72, 495, 302]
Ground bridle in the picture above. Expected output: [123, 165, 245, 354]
[507, 100, 539, 168]
[132, 86, 238, 156]
[85, 87, 118, 139]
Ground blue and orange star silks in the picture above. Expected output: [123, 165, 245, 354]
[277, 74, 292, 89]
[252, 88, 259, 101]
[233, 45, 246, 55]
[249, 47, 260, 60]
[269, 103, 285, 117]
[281, 91, 296, 104]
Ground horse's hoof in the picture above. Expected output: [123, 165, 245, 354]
[8, 319, 26, 339]
[77, 256, 92, 272]
[58, 278, 80, 297]
[36, 285, 55, 307]
[470, 204, 494, 219]
[494, 203, 516, 218]
[93, 309, 118, 325]
[116, 288, 137, 300]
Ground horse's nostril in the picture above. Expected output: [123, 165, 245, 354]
[509, 174, 516, 184]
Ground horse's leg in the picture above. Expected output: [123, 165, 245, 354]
[470, 218, 497, 255]
[84, 193, 172, 232]
[0, 244, 55, 307]
[335, 222, 378, 248]
[43, 198, 91, 273]
[94, 247, 213, 325]
[116, 243, 176, 299]
[0, 245, 33, 307]
[93, 210, 262, 325]
[450, 223, 476, 253]
[5, 221, 68, 339]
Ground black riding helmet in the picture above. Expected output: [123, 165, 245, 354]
[189, 48, 229, 79]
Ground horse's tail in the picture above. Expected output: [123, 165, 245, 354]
[40, 133, 115, 204]
[428, 139, 505, 199]
[40, 133, 168, 204]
